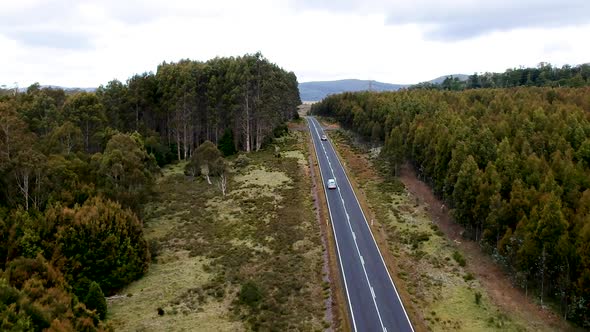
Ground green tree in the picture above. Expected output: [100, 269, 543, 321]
[95, 133, 157, 210]
[218, 129, 237, 156]
[577, 139, 590, 167]
[84, 281, 107, 320]
[48, 121, 83, 155]
[452, 155, 481, 229]
[61, 92, 106, 153]
[96, 79, 129, 131]
[18, 87, 60, 137]
[186, 141, 223, 184]
[52, 197, 150, 295]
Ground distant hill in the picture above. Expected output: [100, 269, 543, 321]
[298, 79, 408, 101]
[16, 85, 96, 93]
[428, 74, 469, 84]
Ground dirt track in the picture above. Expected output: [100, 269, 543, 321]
[398, 164, 572, 332]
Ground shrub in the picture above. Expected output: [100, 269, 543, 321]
[463, 273, 475, 281]
[238, 281, 262, 308]
[475, 291, 482, 305]
[452, 251, 466, 267]
[1, 257, 105, 330]
[234, 154, 251, 169]
[148, 239, 162, 260]
[273, 124, 289, 138]
[407, 231, 430, 249]
[85, 281, 107, 320]
[52, 197, 150, 296]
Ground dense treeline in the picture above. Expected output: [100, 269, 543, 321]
[414, 63, 590, 90]
[0, 53, 300, 330]
[312, 87, 590, 326]
[98, 52, 300, 158]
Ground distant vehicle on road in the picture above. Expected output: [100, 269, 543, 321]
[321, 134, 328, 141]
[327, 178, 337, 189]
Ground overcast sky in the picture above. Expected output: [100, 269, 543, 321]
[2, 0, 590, 88]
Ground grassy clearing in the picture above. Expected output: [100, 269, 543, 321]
[108, 130, 326, 331]
[327, 129, 530, 332]
[107, 250, 240, 332]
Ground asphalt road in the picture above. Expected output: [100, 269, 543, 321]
[307, 116, 414, 332]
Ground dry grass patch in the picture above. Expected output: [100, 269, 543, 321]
[229, 238, 272, 254]
[282, 150, 307, 165]
[233, 167, 292, 189]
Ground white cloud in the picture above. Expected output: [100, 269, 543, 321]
[0, 0, 589, 88]
[291, 0, 590, 40]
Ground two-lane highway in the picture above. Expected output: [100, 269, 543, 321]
[307, 116, 414, 332]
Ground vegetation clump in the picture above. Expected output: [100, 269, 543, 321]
[85, 281, 108, 320]
[234, 154, 251, 169]
[238, 281, 263, 308]
[452, 251, 467, 267]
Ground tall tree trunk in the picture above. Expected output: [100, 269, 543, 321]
[206, 109, 211, 142]
[540, 246, 546, 306]
[244, 90, 251, 152]
[183, 119, 188, 160]
[176, 127, 181, 161]
[23, 174, 29, 211]
[16, 171, 29, 211]
[256, 124, 262, 151]
[33, 168, 41, 210]
[182, 96, 188, 160]
[167, 111, 171, 145]
[218, 171, 227, 196]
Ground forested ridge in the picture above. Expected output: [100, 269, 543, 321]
[414, 63, 590, 91]
[0, 53, 300, 330]
[312, 86, 590, 326]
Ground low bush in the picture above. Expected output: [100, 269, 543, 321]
[238, 281, 262, 308]
[234, 154, 251, 169]
[475, 291, 482, 305]
[452, 251, 466, 267]
[463, 273, 475, 282]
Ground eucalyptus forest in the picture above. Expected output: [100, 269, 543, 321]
[312, 85, 590, 326]
[0, 53, 300, 330]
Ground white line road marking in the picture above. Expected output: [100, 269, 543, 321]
[310, 118, 387, 332]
